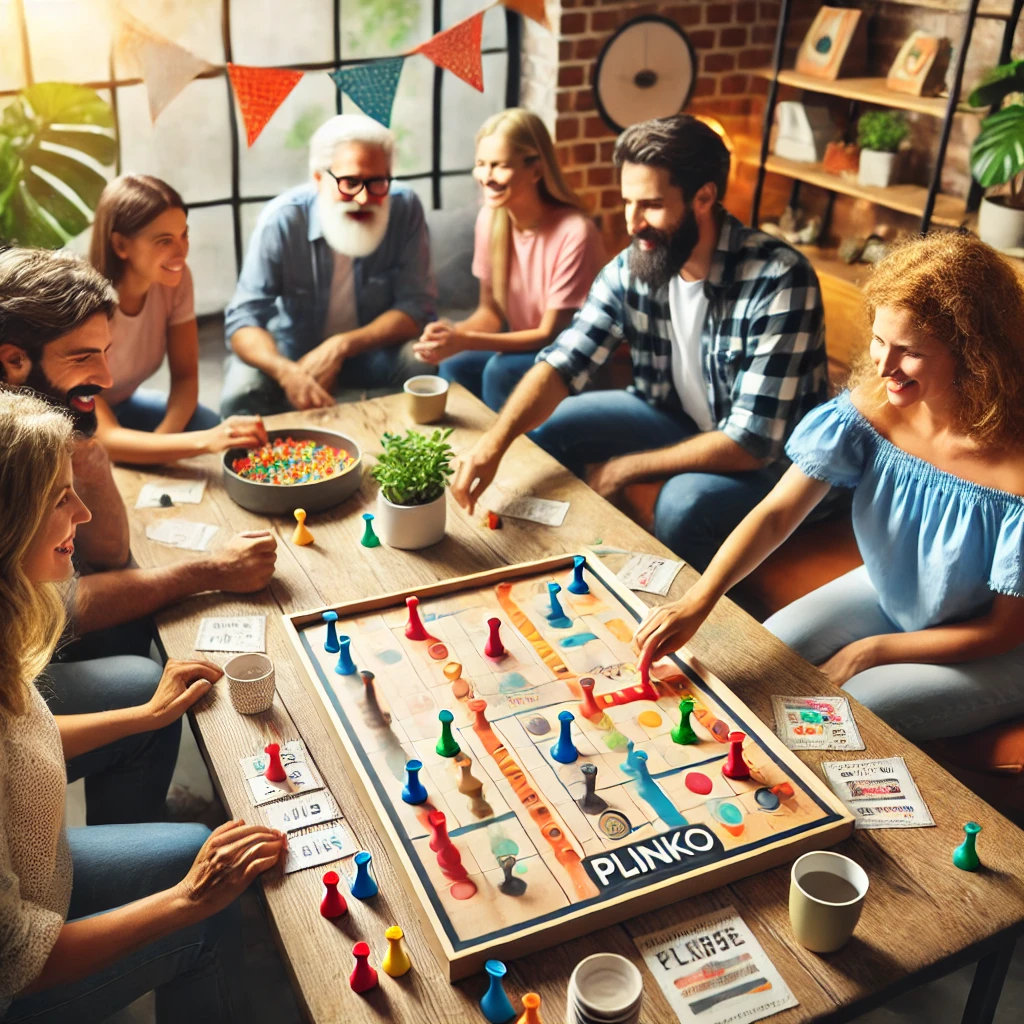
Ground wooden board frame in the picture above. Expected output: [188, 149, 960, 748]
[282, 552, 855, 981]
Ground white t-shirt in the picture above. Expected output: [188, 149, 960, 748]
[667, 274, 714, 433]
[322, 251, 358, 339]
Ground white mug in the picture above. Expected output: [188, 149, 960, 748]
[789, 850, 869, 952]
[224, 653, 275, 715]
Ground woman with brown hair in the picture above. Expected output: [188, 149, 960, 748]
[633, 233, 1024, 742]
[89, 174, 266, 464]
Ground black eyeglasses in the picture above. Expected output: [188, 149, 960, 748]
[322, 169, 393, 201]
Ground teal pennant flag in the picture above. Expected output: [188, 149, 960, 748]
[330, 57, 404, 128]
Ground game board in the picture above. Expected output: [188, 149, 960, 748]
[283, 553, 854, 979]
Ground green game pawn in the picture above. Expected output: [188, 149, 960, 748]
[436, 709, 461, 758]
[953, 821, 982, 871]
[671, 698, 699, 745]
[361, 512, 380, 548]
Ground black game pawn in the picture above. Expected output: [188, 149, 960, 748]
[576, 762, 608, 815]
[498, 855, 527, 896]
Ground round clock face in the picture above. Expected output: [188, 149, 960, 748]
[593, 15, 697, 133]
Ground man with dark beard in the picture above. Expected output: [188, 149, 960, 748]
[452, 115, 828, 571]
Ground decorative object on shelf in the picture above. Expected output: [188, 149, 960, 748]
[969, 59, 1024, 252]
[795, 6, 866, 81]
[886, 31, 951, 97]
[592, 15, 696, 133]
[856, 110, 909, 188]
[839, 233, 890, 265]
[823, 140, 860, 178]
[760, 206, 822, 246]
[772, 101, 835, 163]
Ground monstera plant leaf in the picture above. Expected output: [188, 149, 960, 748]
[968, 59, 1024, 109]
[0, 82, 116, 247]
[971, 103, 1024, 190]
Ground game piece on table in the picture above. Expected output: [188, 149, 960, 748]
[723, 731, 750, 780]
[429, 811, 471, 881]
[402, 759, 428, 804]
[405, 595, 429, 641]
[350, 849, 379, 899]
[360, 512, 380, 548]
[428, 808, 453, 852]
[550, 710, 578, 764]
[263, 742, 287, 782]
[546, 582, 567, 622]
[322, 610, 340, 653]
[159, 492, 173, 507]
[517, 992, 544, 1024]
[436, 709, 461, 757]
[671, 697, 699, 745]
[578, 676, 602, 719]
[320, 870, 348, 919]
[292, 508, 314, 546]
[620, 739, 643, 774]
[480, 959, 516, 1024]
[498, 854, 528, 897]
[445, 661, 471, 699]
[382, 925, 412, 977]
[468, 698, 489, 732]
[576, 762, 608, 815]
[350, 941, 379, 994]
[953, 822, 982, 871]
[487, 511, 501, 530]
[567, 555, 589, 595]
[484, 617, 506, 659]
[334, 635, 357, 676]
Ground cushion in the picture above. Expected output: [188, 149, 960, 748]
[425, 203, 479, 321]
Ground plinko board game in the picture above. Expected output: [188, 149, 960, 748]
[283, 554, 854, 979]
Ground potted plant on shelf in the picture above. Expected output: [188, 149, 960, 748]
[371, 428, 454, 549]
[969, 59, 1024, 252]
[856, 110, 909, 188]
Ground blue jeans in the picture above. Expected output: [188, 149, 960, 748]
[6, 823, 246, 1024]
[110, 388, 221, 431]
[438, 350, 538, 412]
[43, 656, 179, 825]
[531, 390, 782, 571]
[765, 566, 1024, 741]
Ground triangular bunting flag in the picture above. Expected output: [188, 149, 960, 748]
[227, 63, 304, 147]
[117, 12, 217, 123]
[329, 57, 405, 128]
[411, 11, 485, 92]
[501, 0, 550, 30]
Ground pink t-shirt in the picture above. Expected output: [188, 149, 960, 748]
[471, 205, 604, 333]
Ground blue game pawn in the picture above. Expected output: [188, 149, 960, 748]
[480, 959, 516, 1024]
[550, 710, 578, 764]
[402, 759, 428, 805]
[334, 635, 356, 675]
[322, 610, 340, 653]
[567, 555, 590, 594]
[546, 581, 567, 622]
[350, 850, 379, 899]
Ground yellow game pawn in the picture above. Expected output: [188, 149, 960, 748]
[381, 925, 411, 977]
[292, 508, 314, 546]
[517, 992, 544, 1024]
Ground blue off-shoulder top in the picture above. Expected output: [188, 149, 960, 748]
[785, 392, 1024, 633]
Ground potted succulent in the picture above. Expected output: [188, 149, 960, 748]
[856, 110, 909, 188]
[969, 59, 1024, 251]
[371, 428, 454, 549]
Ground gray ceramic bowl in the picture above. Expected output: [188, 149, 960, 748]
[222, 427, 363, 515]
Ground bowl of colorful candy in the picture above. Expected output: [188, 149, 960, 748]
[222, 428, 363, 515]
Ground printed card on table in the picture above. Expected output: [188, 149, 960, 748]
[635, 906, 797, 1024]
[283, 823, 357, 874]
[617, 553, 686, 596]
[490, 494, 570, 527]
[772, 695, 865, 751]
[195, 615, 266, 653]
[145, 518, 218, 551]
[136, 479, 207, 508]
[264, 790, 342, 833]
[823, 756, 935, 829]
[238, 740, 324, 806]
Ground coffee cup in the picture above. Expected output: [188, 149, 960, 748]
[789, 850, 869, 952]
[404, 374, 449, 424]
[567, 952, 643, 1024]
[224, 653, 275, 715]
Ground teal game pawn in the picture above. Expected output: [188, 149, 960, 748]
[402, 759, 428, 805]
[350, 850, 378, 899]
[360, 512, 380, 548]
[567, 555, 590, 594]
[334, 636, 357, 675]
[322, 610, 340, 653]
[435, 709, 461, 757]
[480, 959, 516, 1024]
[671, 698, 699, 745]
[550, 710, 578, 764]
[953, 821, 982, 871]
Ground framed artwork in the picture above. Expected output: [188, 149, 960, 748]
[886, 31, 951, 96]
[795, 6, 867, 81]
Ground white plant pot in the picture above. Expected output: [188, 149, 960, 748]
[858, 149, 897, 188]
[977, 195, 1024, 253]
[376, 491, 446, 549]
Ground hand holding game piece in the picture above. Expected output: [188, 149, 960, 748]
[320, 870, 347, 918]
[550, 710, 578, 764]
[567, 555, 589, 595]
[402, 759, 428, 804]
[264, 742, 288, 782]
[360, 512, 380, 548]
[484, 617, 506, 659]
[334, 635, 357, 676]
[350, 941, 379, 994]
[322, 610, 340, 653]
[436, 709, 461, 757]
[292, 508, 314, 546]
[498, 855, 527, 897]
[382, 925, 412, 977]
[405, 595, 430, 640]
[723, 731, 751, 780]
[671, 697, 699, 745]
[953, 822, 982, 871]
[517, 992, 544, 1024]
[350, 850, 379, 898]
[480, 959, 516, 1024]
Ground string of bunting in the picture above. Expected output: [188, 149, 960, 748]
[115, 0, 549, 146]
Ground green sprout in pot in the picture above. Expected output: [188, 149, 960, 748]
[856, 110, 910, 153]
[371, 428, 454, 507]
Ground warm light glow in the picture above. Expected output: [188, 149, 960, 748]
[693, 114, 734, 154]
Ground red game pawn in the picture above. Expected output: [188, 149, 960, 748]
[427, 809, 451, 853]
[320, 870, 347, 919]
[722, 731, 750, 780]
[578, 676, 602, 719]
[484, 617, 506, 659]
[405, 595, 429, 641]
[263, 743, 287, 783]
[635, 660, 660, 702]
[350, 941, 379, 994]
[468, 698, 489, 732]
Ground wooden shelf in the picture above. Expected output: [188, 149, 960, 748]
[878, 0, 1015, 18]
[793, 246, 874, 287]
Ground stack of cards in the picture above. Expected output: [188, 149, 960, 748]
[772, 695, 865, 751]
[823, 756, 935, 829]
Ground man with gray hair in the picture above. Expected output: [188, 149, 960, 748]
[222, 114, 437, 415]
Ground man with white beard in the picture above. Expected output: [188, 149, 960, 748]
[221, 115, 437, 415]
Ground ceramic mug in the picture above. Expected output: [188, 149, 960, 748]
[789, 850, 869, 952]
[224, 653, 275, 715]
[404, 374, 449, 424]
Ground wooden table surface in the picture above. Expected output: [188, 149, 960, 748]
[112, 384, 1024, 1024]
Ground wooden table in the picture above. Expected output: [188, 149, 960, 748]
[113, 384, 1024, 1024]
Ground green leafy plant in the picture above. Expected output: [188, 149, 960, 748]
[371, 428, 454, 506]
[856, 110, 910, 153]
[968, 59, 1024, 209]
[0, 82, 116, 247]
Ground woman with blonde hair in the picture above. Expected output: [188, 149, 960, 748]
[415, 108, 604, 411]
[0, 391, 285, 1022]
[633, 233, 1024, 742]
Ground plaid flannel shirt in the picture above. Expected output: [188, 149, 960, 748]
[537, 212, 828, 463]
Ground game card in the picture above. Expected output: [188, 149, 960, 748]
[195, 615, 266, 653]
[617, 553, 685, 596]
[283, 823, 357, 874]
[145, 518, 218, 551]
[772, 695, 865, 751]
[264, 791, 342, 833]
[823, 756, 935, 829]
[635, 906, 797, 1024]
[238, 740, 324, 806]
[490, 494, 570, 527]
[136, 479, 207, 508]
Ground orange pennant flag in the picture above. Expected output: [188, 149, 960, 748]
[502, 0, 550, 30]
[411, 10, 485, 92]
[227, 63, 304, 147]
